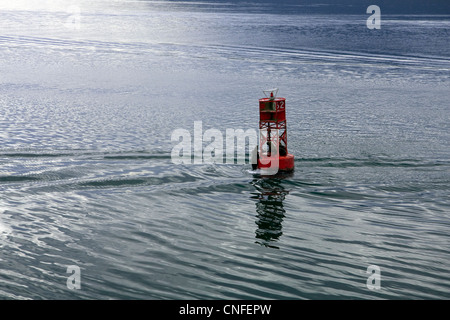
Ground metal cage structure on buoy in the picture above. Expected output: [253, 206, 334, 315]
[252, 89, 295, 174]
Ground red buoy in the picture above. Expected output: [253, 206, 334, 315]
[252, 89, 294, 174]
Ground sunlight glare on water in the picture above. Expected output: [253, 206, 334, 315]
[0, 0, 449, 300]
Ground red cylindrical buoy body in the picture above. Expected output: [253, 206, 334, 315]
[256, 90, 294, 173]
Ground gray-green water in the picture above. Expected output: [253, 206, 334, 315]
[1, 1, 449, 299]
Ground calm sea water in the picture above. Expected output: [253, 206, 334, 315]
[1, 1, 449, 299]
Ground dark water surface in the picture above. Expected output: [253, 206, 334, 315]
[1, 1, 449, 299]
